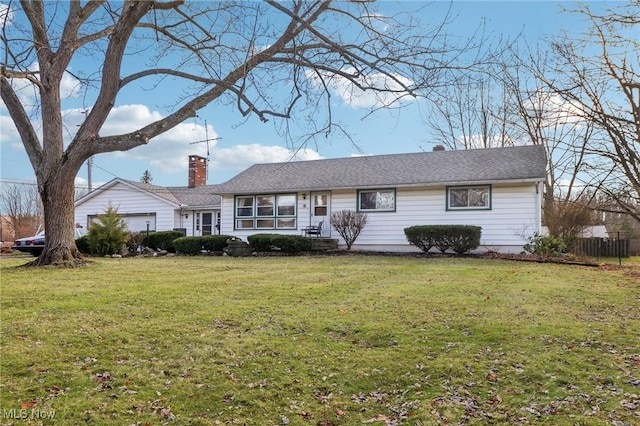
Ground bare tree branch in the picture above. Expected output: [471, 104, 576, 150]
[2, 0, 484, 265]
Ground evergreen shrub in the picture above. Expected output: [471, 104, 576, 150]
[270, 235, 312, 254]
[247, 234, 312, 254]
[174, 235, 237, 255]
[247, 234, 275, 252]
[404, 225, 482, 254]
[75, 235, 90, 255]
[523, 233, 567, 257]
[202, 235, 236, 252]
[86, 205, 130, 256]
[146, 230, 184, 252]
[173, 236, 203, 255]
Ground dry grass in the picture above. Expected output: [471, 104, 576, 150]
[1, 255, 639, 425]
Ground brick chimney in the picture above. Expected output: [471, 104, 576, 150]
[188, 155, 207, 187]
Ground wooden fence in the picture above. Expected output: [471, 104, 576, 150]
[572, 237, 630, 258]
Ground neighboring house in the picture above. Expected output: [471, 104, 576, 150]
[1, 215, 13, 246]
[213, 145, 547, 253]
[74, 156, 221, 236]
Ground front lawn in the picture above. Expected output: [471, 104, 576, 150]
[1, 256, 638, 425]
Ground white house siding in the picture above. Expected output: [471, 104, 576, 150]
[329, 184, 541, 253]
[221, 194, 314, 240]
[74, 182, 177, 234]
[220, 183, 541, 253]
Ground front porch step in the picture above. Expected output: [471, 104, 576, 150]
[310, 238, 339, 251]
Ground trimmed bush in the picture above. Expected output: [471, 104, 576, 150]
[247, 233, 312, 254]
[404, 225, 482, 254]
[403, 226, 438, 253]
[173, 235, 237, 255]
[146, 230, 184, 252]
[202, 235, 236, 252]
[247, 234, 276, 252]
[447, 226, 482, 254]
[173, 236, 203, 255]
[270, 235, 312, 254]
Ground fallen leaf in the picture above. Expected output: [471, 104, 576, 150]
[335, 408, 345, 416]
[21, 400, 38, 409]
[363, 414, 391, 423]
[299, 411, 312, 420]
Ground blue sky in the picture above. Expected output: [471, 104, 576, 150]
[0, 1, 618, 189]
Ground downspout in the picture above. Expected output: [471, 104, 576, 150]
[535, 182, 542, 234]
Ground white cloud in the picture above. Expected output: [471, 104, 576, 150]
[6, 62, 81, 109]
[0, 112, 22, 148]
[527, 90, 586, 127]
[0, 3, 13, 26]
[211, 144, 322, 171]
[306, 68, 415, 109]
[361, 13, 390, 31]
[2, 102, 324, 185]
[102, 104, 218, 174]
[100, 104, 322, 177]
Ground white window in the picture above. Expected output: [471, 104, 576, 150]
[358, 189, 395, 212]
[234, 194, 297, 230]
[447, 185, 491, 210]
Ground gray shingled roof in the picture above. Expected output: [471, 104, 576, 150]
[122, 180, 221, 208]
[167, 185, 221, 208]
[214, 145, 546, 194]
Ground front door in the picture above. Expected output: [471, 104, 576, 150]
[310, 192, 330, 237]
[201, 212, 213, 235]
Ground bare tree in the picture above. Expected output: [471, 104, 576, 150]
[426, 73, 517, 150]
[0, 182, 43, 239]
[535, 3, 640, 224]
[330, 210, 368, 251]
[1, 1, 481, 266]
[500, 53, 598, 238]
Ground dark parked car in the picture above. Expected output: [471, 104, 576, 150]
[12, 228, 87, 257]
[11, 231, 45, 256]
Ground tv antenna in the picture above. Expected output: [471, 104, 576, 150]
[189, 118, 221, 180]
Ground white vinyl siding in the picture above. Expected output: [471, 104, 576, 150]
[219, 183, 541, 252]
[74, 182, 175, 234]
[329, 184, 540, 251]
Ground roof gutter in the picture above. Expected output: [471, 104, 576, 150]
[212, 177, 546, 195]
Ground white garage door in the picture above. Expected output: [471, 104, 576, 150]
[123, 215, 156, 233]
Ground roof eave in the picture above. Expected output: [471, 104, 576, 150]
[213, 177, 545, 195]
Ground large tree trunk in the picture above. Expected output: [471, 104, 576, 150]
[26, 169, 84, 267]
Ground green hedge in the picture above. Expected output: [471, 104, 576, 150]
[246, 234, 275, 252]
[173, 235, 236, 255]
[270, 235, 313, 254]
[247, 233, 312, 254]
[145, 230, 185, 252]
[202, 235, 237, 252]
[75, 235, 91, 255]
[404, 225, 482, 254]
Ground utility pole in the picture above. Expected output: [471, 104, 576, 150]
[87, 156, 93, 192]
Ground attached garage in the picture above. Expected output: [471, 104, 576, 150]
[88, 212, 157, 233]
